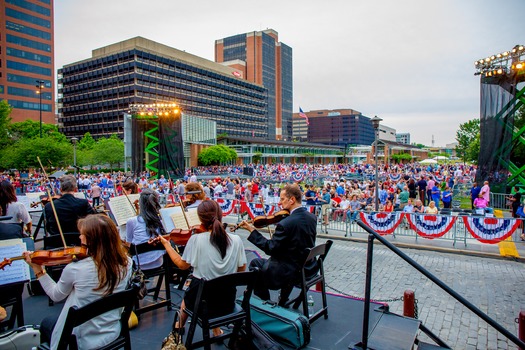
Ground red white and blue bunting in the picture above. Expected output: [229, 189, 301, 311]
[291, 172, 305, 183]
[406, 214, 457, 239]
[434, 175, 445, 182]
[388, 173, 402, 182]
[240, 201, 276, 219]
[462, 216, 521, 244]
[215, 198, 237, 217]
[359, 212, 404, 235]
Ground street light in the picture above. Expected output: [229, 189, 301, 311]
[71, 137, 78, 176]
[371, 115, 383, 211]
[36, 80, 45, 138]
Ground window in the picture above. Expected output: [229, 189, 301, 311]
[7, 60, 51, 75]
[6, 0, 50, 16]
[6, 47, 51, 63]
[6, 21, 51, 40]
[6, 34, 51, 52]
[5, 8, 50, 28]
[8, 99, 51, 111]
[8, 86, 51, 99]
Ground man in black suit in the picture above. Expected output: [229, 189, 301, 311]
[239, 184, 317, 301]
[45, 175, 95, 235]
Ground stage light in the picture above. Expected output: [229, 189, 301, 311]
[497, 68, 503, 74]
[503, 52, 509, 56]
[516, 63, 524, 70]
[519, 46, 524, 51]
[475, 44, 525, 78]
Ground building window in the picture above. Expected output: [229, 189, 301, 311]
[7, 60, 51, 75]
[6, 47, 51, 64]
[6, 21, 51, 40]
[8, 99, 51, 111]
[6, 0, 50, 16]
[6, 34, 51, 52]
[5, 8, 51, 28]
[8, 86, 51, 99]
[7, 74, 51, 87]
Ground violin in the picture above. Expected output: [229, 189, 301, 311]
[0, 246, 89, 270]
[30, 194, 61, 208]
[230, 209, 290, 232]
[150, 224, 207, 246]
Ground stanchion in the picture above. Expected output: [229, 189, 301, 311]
[403, 290, 415, 318]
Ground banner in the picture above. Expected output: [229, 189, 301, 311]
[406, 214, 456, 239]
[462, 216, 521, 244]
[359, 212, 404, 235]
[388, 173, 402, 182]
[240, 201, 276, 219]
[215, 198, 237, 217]
[291, 172, 305, 183]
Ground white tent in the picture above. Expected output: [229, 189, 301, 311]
[420, 159, 438, 164]
[433, 156, 449, 160]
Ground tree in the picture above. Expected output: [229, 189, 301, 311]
[8, 120, 63, 141]
[78, 132, 96, 150]
[198, 145, 237, 165]
[455, 119, 480, 163]
[0, 100, 12, 148]
[92, 134, 124, 170]
[0, 137, 72, 169]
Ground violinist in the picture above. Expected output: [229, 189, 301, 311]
[0, 180, 32, 235]
[122, 180, 139, 195]
[124, 189, 165, 270]
[157, 200, 246, 337]
[184, 182, 206, 209]
[23, 214, 132, 349]
[238, 184, 317, 302]
[45, 175, 95, 235]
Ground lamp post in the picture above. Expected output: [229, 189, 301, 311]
[371, 116, 383, 211]
[36, 80, 45, 138]
[72, 137, 78, 176]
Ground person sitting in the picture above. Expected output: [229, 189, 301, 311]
[125, 189, 165, 270]
[238, 184, 316, 303]
[413, 199, 425, 214]
[473, 194, 488, 214]
[157, 200, 246, 337]
[184, 182, 206, 209]
[346, 194, 361, 222]
[0, 180, 32, 235]
[383, 199, 394, 212]
[23, 215, 132, 349]
[45, 175, 95, 235]
[425, 201, 439, 214]
[122, 180, 139, 195]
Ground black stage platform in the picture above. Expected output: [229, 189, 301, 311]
[15, 251, 423, 350]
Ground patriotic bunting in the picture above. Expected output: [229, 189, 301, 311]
[406, 214, 457, 239]
[462, 216, 522, 244]
[215, 198, 237, 216]
[240, 201, 276, 219]
[359, 212, 404, 235]
[389, 173, 402, 182]
[291, 172, 305, 183]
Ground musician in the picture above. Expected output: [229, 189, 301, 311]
[158, 200, 246, 337]
[23, 215, 132, 349]
[238, 183, 317, 302]
[184, 182, 206, 209]
[44, 175, 95, 235]
[122, 180, 139, 195]
[125, 189, 165, 270]
[0, 180, 32, 235]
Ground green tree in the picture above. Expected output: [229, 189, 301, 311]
[92, 134, 124, 170]
[0, 100, 12, 148]
[198, 145, 237, 165]
[78, 132, 96, 150]
[0, 137, 72, 169]
[455, 119, 480, 163]
[411, 143, 427, 149]
[8, 120, 63, 141]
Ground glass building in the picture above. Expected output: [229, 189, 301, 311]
[0, 0, 54, 123]
[58, 37, 268, 140]
[215, 29, 293, 141]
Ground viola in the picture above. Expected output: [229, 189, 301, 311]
[0, 246, 89, 270]
[150, 224, 206, 246]
[230, 209, 290, 232]
[30, 194, 61, 208]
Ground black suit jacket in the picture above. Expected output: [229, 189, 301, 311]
[45, 193, 95, 235]
[248, 207, 317, 289]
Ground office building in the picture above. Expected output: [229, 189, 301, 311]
[58, 37, 268, 140]
[215, 29, 292, 140]
[0, 0, 54, 123]
[292, 109, 375, 147]
[396, 132, 411, 144]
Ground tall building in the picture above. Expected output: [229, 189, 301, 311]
[215, 29, 292, 141]
[0, 0, 55, 123]
[58, 37, 267, 139]
[396, 132, 411, 144]
[292, 109, 375, 146]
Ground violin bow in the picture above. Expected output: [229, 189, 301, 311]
[176, 193, 192, 230]
[118, 178, 139, 216]
[37, 156, 67, 248]
[260, 194, 274, 238]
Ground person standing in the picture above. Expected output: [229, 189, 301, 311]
[239, 184, 316, 302]
[91, 181, 102, 208]
[442, 187, 453, 209]
[480, 181, 490, 205]
[470, 183, 481, 209]
[417, 176, 427, 205]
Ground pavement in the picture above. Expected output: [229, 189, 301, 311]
[226, 217, 525, 350]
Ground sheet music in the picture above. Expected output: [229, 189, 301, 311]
[107, 194, 140, 226]
[24, 192, 45, 211]
[73, 192, 87, 199]
[159, 207, 199, 232]
[0, 239, 30, 286]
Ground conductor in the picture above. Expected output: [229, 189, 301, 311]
[239, 184, 317, 302]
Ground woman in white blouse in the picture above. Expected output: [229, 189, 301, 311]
[0, 180, 32, 234]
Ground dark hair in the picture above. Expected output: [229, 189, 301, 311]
[0, 181, 17, 215]
[139, 188, 165, 238]
[197, 200, 230, 259]
[77, 214, 129, 296]
[122, 180, 138, 194]
[185, 182, 206, 201]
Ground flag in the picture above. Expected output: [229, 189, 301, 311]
[299, 107, 310, 125]
[232, 71, 241, 77]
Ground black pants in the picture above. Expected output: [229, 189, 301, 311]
[40, 314, 59, 344]
[249, 258, 272, 301]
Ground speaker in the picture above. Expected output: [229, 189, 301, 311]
[243, 167, 254, 177]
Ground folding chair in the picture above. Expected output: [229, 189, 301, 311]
[184, 271, 257, 350]
[38, 288, 137, 350]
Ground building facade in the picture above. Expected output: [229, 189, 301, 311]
[396, 132, 411, 144]
[0, 0, 54, 123]
[58, 37, 268, 140]
[292, 109, 375, 147]
[215, 29, 292, 141]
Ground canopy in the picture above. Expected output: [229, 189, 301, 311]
[432, 156, 449, 160]
[420, 159, 438, 164]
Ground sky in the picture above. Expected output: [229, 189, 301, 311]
[54, 0, 525, 146]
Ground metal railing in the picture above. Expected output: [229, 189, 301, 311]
[357, 220, 525, 349]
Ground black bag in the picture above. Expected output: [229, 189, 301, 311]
[128, 244, 148, 300]
[229, 320, 285, 350]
